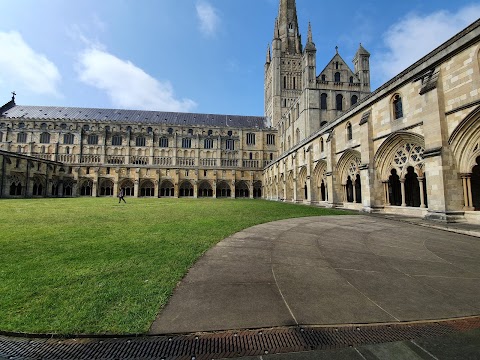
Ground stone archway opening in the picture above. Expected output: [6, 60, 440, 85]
[472, 156, 480, 210]
[346, 176, 354, 203]
[179, 181, 194, 197]
[160, 180, 174, 197]
[405, 166, 421, 207]
[140, 180, 155, 197]
[80, 179, 93, 196]
[123, 180, 135, 196]
[216, 182, 231, 198]
[388, 169, 402, 206]
[235, 181, 249, 198]
[198, 181, 213, 197]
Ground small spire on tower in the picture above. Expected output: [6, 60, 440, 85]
[266, 44, 271, 63]
[308, 22, 313, 43]
[273, 18, 280, 39]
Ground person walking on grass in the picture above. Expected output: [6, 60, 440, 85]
[118, 188, 126, 203]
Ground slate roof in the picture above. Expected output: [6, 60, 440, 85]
[1, 105, 268, 129]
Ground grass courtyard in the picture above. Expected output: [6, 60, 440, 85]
[0, 197, 350, 335]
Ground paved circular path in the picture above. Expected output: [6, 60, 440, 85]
[150, 215, 480, 334]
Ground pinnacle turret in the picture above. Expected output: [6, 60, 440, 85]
[305, 22, 315, 51]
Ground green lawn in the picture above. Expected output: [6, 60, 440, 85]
[0, 198, 350, 335]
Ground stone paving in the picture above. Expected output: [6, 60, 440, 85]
[150, 215, 480, 334]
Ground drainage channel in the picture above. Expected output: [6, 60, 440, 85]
[1, 316, 480, 360]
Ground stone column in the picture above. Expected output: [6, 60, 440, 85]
[92, 180, 98, 197]
[134, 179, 139, 198]
[293, 178, 298, 202]
[58, 179, 64, 197]
[352, 182, 357, 203]
[418, 177, 426, 208]
[462, 175, 469, 208]
[383, 181, 390, 205]
[400, 179, 406, 207]
[92, 168, 99, 197]
[193, 181, 198, 198]
[467, 175, 474, 210]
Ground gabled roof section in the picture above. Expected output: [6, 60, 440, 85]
[318, 51, 356, 79]
[0, 105, 268, 129]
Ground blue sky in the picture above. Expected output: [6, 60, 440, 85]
[1, 0, 479, 116]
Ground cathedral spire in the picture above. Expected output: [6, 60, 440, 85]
[277, 0, 302, 54]
[307, 22, 313, 44]
[304, 22, 315, 51]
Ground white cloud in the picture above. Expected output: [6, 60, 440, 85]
[76, 47, 197, 112]
[0, 31, 61, 96]
[196, 1, 220, 37]
[376, 5, 480, 82]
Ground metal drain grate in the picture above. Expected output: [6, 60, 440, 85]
[1, 317, 480, 360]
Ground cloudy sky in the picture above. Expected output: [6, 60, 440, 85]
[0, 0, 479, 116]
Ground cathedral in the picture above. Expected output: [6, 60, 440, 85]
[1, 0, 480, 223]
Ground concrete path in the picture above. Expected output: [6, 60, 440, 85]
[150, 215, 480, 334]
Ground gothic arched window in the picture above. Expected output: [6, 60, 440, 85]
[346, 122, 353, 141]
[351, 95, 358, 106]
[334, 72, 341, 82]
[321, 93, 327, 110]
[393, 94, 403, 119]
[40, 132, 50, 144]
[336, 94, 343, 111]
[135, 136, 146, 147]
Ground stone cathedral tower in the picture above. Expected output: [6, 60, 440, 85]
[264, 0, 303, 128]
[265, 0, 371, 145]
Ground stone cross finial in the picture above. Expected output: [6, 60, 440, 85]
[11, 91, 16, 101]
[335, 46, 338, 54]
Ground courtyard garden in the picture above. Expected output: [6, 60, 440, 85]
[0, 198, 350, 335]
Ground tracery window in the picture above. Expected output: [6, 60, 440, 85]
[40, 132, 50, 144]
[179, 181, 194, 197]
[17, 132, 27, 143]
[87, 134, 98, 145]
[182, 138, 191, 148]
[112, 135, 122, 146]
[64, 133, 74, 145]
[267, 134, 275, 145]
[393, 143, 424, 174]
[246, 133, 256, 145]
[136, 136, 146, 147]
[159, 137, 169, 147]
[204, 138, 213, 149]
[226, 139, 235, 151]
